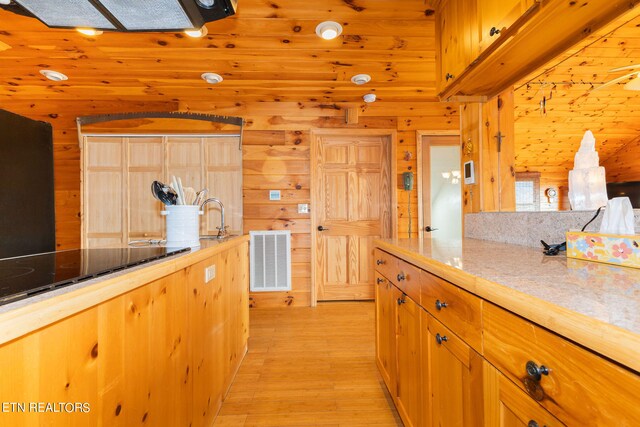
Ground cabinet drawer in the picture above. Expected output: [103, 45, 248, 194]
[484, 303, 640, 426]
[420, 270, 482, 352]
[374, 249, 398, 283]
[394, 258, 421, 303]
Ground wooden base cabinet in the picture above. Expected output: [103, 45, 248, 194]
[375, 273, 396, 392]
[395, 288, 422, 427]
[426, 313, 484, 427]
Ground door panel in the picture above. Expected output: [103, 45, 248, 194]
[314, 133, 392, 301]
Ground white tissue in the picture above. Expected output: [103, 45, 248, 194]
[568, 131, 608, 210]
[599, 197, 635, 235]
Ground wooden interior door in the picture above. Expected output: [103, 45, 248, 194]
[313, 133, 392, 302]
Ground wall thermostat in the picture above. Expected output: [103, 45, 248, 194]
[464, 161, 475, 185]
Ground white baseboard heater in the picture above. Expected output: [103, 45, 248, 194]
[250, 230, 291, 292]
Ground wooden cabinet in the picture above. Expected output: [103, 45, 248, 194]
[477, 0, 536, 52]
[435, 0, 636, 99]
[0, 240, 249, 426]
[426, 313, 484, 427]
[395, 288, 422, 427]
[375, 273, 396, 393]
[435, 0, 477, 93]
[484, 302, 640, 426]
[484, 364, 564, 427]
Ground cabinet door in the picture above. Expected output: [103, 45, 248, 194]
[395, 287, 422, 427]
[484, 363, 565, 427]
[428, 314, 483, 427]
[436, 0, 477, 93]
[477, 0, 536, 52]
[375, 273, 396, 393]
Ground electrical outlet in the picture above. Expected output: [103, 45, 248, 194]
[205, 265, 216, 283]
[269, 190, 281, 201]
[297, 203, 309, 214]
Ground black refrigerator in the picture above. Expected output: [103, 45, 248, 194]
[0, 109, 55, 258]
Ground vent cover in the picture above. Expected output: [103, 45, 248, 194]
[250, 230, 291, 292]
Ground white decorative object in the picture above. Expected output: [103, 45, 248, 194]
[599, 197, 636, 235]
[568, 130, 608, 210]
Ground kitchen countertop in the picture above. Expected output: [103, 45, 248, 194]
[375, 237, 640, 372]
[0, 236, 249, 346]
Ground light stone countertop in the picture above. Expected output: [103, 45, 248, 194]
[375, 237, 640, 372]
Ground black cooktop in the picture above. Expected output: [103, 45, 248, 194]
[0, 247, 190, 307]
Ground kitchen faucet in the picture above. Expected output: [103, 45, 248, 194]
[201, 197, 229, 239]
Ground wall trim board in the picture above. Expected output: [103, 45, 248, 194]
[309, 129, 398, 307]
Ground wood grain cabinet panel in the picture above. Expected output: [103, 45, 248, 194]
[374, 248, 398, 284]
[395, 258, 422, 303]
[426, 313, 484, 427]
[420, 269, 483, 352]
[477, 0, 536, 52]
[395, 288, 422, 427]
[484, 302, 640, 426]
[375, 272, 396, 393]
[483, 363, 565, 427]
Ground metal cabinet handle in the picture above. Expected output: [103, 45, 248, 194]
[445, 73, 454, 81]
[376, 278, 384, 284]
[490, 26, 501, 36]
[317, 225, 330, 231]
[527, 421, 540, 427]
[424, 226, 438, 232]
[435, 333, 448, 345]
[435, 299, 448, 311]
[396, 272, 405, 282]
[376, 259, 385, 265]
[526, 361, 550, 381]
[397, 297, 406, 305]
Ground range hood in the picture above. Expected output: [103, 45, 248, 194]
[0, 0, 237, 32]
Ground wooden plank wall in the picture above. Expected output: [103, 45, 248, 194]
[3, 99, 458, 307]
[602, 135, 640, 183]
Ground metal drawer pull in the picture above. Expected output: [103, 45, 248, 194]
[435, 333, 448, 345]
[397, 297, 406, 305]
[490, 26, 501, 36]
[527, 421, 539, 427]
[376, 278, 384, 284]
[376, 259, 385, 265]
[435, 299, 448, 311]
[526, 361, 550, 381]
[396, 272, 405, 282]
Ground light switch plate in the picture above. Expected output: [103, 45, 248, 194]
[205, 265, 216, 283]
[298, 203, 309, 214]
[269, 190, 281, 201]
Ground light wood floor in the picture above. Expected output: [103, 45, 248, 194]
[214, 301, 403, 427]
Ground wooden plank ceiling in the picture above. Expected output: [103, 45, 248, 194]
[0, 0, 438, 104]
[514, 11, 640, 183]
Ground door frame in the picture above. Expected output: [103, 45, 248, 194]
[310, 129, 398, 307]
[416, 130, 461, 237]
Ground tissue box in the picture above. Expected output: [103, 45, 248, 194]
[566, 231, 640, 269]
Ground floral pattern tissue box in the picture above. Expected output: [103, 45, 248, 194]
[566, 231, 640, 269]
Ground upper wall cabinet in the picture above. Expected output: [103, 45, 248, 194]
[435, 0, 639, 100]
[476, 0, 536, 52]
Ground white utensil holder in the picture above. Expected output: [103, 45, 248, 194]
[161, 205, 203, 248]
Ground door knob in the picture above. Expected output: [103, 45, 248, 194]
[317, 225, 330, 231]
[425, 226, 438, 232]
[435, 333, 448, 345]
[435, 299, 448, 311]
[526, 361, 550, 381]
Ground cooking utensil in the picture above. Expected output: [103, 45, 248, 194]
[183, 187, 196, 205]
[151, 180, 177, 206]
[194, 189, 207, 206]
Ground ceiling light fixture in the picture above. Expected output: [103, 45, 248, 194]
[351, 74, 371, 85]
[76, 28, 103, 36]
[315, 21, 342, 40]
[363, 93, 376, 103]
[185, 25, 208, 38]
[39, 69, 68, 82]
[201, 72, 223, 84]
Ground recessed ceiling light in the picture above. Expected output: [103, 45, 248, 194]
[185, 25, 208, 38]
[76, 28, 103, 36]
[351, 74, 371, 85]
[39, 70, 68, 82]
[201, 72, 223, 84]
[196, 0, 215, 7]
[363, 93, 377, 103]
[315, 21, 342, 40]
